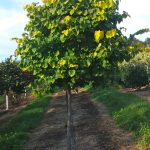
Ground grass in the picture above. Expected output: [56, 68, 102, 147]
[0, 95, 51, 150]
[90, 87, 150, 149]
[0, 96, 5, 105]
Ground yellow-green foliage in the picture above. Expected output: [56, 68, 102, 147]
[15, 0, 128, 93]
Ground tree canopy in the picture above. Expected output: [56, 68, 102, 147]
[15, 0, 129, 93]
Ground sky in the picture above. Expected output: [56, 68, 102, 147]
[0, 0, 150, 61]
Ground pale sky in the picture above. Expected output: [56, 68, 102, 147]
[0, 0, 150, 61]
[119, 0, 150, 39]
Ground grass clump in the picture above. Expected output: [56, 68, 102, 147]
[91, 87, 150, 149]
[0, 95, 51, 150]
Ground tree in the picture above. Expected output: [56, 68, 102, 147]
[125, 28, 150, 58]
[0, 58, 34, 110]
[15, 0, 129, 149]
[145, 38, 150, 47]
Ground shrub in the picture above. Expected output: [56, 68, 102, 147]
[124, 62, 149, 88]
[119, 51, 150, 88]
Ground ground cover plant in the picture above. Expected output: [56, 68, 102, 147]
[0, 95, 50, 150]
[91, 87, 150, 149]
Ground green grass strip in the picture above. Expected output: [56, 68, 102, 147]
[91, 87, 150, 149]
[0, 95, 51, 150]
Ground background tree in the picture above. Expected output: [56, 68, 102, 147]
[118, 30, 150, 88]
[15, 0, 129, 149]
[144, 37, 150, 47]
[113, 28, 150, 86]
[0, 58, 34, 110]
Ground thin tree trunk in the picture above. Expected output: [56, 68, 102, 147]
[6, 94, 9, 110]
[66, 90, 68, 112]
[66, 88, 72, 150]
[25, 88, 27, 98]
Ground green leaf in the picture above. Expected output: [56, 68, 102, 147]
[55, 51, 60, 57]
[87, 59, 91, 67]
[70, 9, 75, 15]
[51, 62, 55, 68]
[49, 78, 55, 84]
[60, 35, 65, 43]
[69, 70, 76, 77]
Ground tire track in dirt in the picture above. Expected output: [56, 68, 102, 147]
[25, 92, 67, 150]
[72, 90, 140, 150]
[25, 90, 140, 150]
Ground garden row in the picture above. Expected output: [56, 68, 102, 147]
[91, 87, 150, 149]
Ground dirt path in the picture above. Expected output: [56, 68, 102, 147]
[133, 90, 150, 102]
[25, 90, 140, 150]
[122, 87, 150, 102]
[25, 92, 67, 150]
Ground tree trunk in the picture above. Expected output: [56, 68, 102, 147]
[6, 94, 9, 110]
[66, 90, 68, 112]
[25, 88, 27, 98]
[66, 88, 73, 150]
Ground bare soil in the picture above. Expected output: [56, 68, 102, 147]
[24, 90, 141, 150]
[133, 90, 150, 102]
[123, 86, 150, 102]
